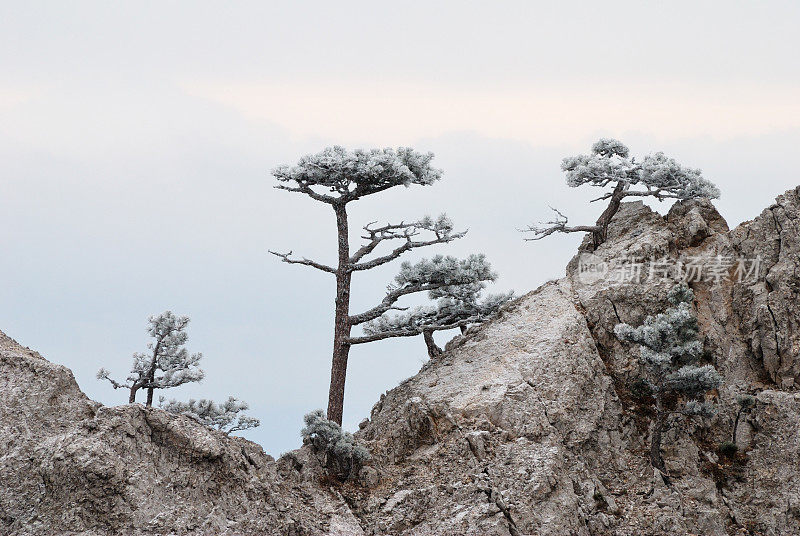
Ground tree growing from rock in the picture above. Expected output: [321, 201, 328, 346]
[361, 278, 513, 358]
[97, 311, 204, 406]
[523, 138, 721, 248]
[271, 147, 498, 424]
[614, 284, 722, 474]
[159, 396, 260, 434]
[301, 409, 370, 480]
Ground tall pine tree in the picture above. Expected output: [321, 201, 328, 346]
[272, 147, 501, 424]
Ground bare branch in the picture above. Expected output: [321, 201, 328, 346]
[589, 192, 614, 202]
[349, 217, 467, 271]
[349, 221, 418, 264]
[269, 250, 336, 274]
[350, 243, 411, 271]
[359, 221, 416, 240]
[520, 207, 599, 241]
[96, 368, 131, 390]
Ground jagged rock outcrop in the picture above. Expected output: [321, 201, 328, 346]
[2, 187, 800, 535]
[0, 332, 363, 535]
[354, 186, 800, 536]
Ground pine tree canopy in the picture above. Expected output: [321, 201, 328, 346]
[561, 138, 721, 200]
[97, 311, 204, 396]
[272, 146, 442, 204]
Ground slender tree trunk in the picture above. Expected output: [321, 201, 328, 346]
[129, 386, 138, 403]
[732, 409, 742, 443]
[423, 329, 443, 358]
[327, 203, 352, 425]
[144, 344, 160, 408]
[592, 181, 627, 248]
[651, 395, 667, 474]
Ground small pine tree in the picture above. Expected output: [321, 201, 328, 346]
[301, 409, 370, 481]
[615, 284, 722, 474]
[523, 139, 720, 248]
[97, 311, 204, 406]
[159, 396, 260, 434]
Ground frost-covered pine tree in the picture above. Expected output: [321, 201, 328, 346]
[524, 139, 721, 248]
[97, 311, 204, 406]
[301, 409, 370, 480]
[272, 147, 499, 424]
[360, 273, 513, 357]
[614, 284, 722, 474]
[159, 396, 260, 434]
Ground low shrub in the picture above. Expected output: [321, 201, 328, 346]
[301, 410, 370, 480]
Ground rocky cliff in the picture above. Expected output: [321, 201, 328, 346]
[2, 187, 800, 536]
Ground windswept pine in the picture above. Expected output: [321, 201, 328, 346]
[524, 138, 720, 248]
[271, 147, 505, 424]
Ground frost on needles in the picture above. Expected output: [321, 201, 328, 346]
[159, 396, 260, 434]
[271, 146, 508, 424]
[524, 138, 720, 249]
[301, 409, 370, 481]
[97, 311, 204, 407]
[614, 284, 722, 475]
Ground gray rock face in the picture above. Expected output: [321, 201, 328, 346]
[731, 187, 800, 388]
[355, 186, 800, 536]
[0, 331, 363, 536]
[3, 187, 800, 535]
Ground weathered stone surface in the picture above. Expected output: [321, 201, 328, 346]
[352, 187, 800, 536]
[357, 280, 731, 536]
[3, 187, 800, 535]
[0, 331, 364, 536]
[731, 186, 800, 389]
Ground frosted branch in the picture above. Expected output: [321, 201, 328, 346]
[350, 215, 466, 270]
[160, 396, 260, 434]
[96, 368, 131, 390]
[520, 207, 599, 241]
[350, 282, 444, 325]
[269, 250, 336, 274]
[350, 254, 497, 325]
[273, 183, 337, 204]
[272, 146, 442, 204]
[348, 320, 467, 344]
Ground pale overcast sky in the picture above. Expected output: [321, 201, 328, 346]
[2, 1, 799, 454]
